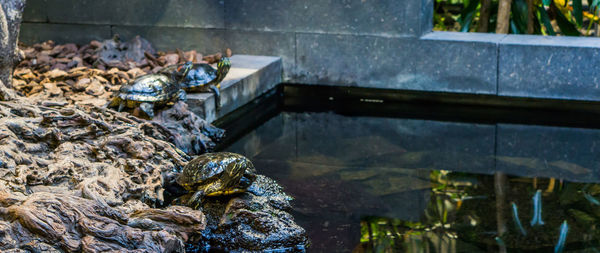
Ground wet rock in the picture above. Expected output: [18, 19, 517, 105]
[182, 175, 308, 252]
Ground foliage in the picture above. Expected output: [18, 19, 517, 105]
[434, 0, 600, 35]
[356, 171, 600, 252]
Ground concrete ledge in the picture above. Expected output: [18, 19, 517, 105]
[414, 32, 501, 94]
[293, 33, 415, 88]
[224, 0, 412, 37]
[186, 55, 282, 123]
[112, 26, 226, 52]
[498, 34, 600, 100]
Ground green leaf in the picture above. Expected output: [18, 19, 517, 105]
[537, 6, 556, 35]
[573, 0, 583, 27]
[592, 0, 600, 13]
[555, 6, 581, 35]
[511, 0, 529, 33]
[543, 0, 551, 7]
[510, 19, 522, 34]
[458, 0, 480, 32]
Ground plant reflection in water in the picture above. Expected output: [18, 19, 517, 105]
[355, 170, 600, 252]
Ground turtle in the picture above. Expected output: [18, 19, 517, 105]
[176, 152, 256, 209]
[107, 62, 193, 118]
[162, 57, 231, 111]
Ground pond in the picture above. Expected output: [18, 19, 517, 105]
[216, 85, 600, 252]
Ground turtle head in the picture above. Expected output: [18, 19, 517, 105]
[216, 57, 231, 82]
[175, 61, 194, 82]
[177, 61, 194, 75]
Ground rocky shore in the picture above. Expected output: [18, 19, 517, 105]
[0, 37, 307, 252]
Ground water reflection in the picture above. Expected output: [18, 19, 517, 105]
[223, 111, 600, 252]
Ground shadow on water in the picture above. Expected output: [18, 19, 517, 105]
[217, 85, 600, 252]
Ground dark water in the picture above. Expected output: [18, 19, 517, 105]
[221, 109, 600, 252]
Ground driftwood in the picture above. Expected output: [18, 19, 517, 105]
[0, 101, 210, 252]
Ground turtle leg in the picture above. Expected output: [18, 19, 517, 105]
[118, 101, 126, 112]
[105, 97, 118, 109]
[177, 89, 187, 102]
[139, 102, 155, 118]
[209, 84, 221, 111]
[187, 190, 205, 210]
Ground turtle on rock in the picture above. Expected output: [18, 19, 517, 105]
[176, 152, 256, 209]
[107, 62, 193, 118]
[162, 57, 231, 111]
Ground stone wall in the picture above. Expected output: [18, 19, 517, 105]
[19, 0, 600, 102]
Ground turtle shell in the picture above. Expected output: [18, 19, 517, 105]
[176, 152, 256, 192]
[181, 64, 218, 90]
[118, 73, 179, 103]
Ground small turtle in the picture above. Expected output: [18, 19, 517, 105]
[107, 62, 193, 118]
[177, 152, 256, 209]
[162, 57, 231, 111]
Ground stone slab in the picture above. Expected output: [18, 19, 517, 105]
[419, 0, 434, 35]
[112, 0, 224, 28]
[46, 0, 112, 24]
[413, 33, 501, 94]
[111, 26, 226, 53]
[23, 0, 47, 22]
[225, 0, 410, 36]
[19, 23, 111, 45]
[224, 30, 295, 81]
[499, 35, 600, 100]
[293, 33, 416, 88]
[44, 0, 224, 28]
[496, 123, 600, 182]
[186, 55, 282, 123]
[422, 31, 507, 43]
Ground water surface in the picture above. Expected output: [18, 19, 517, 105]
[221, 106, 600, 252]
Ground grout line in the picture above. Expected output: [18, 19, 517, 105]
[294, 32, 297, 71]
[496, 42, 500, 95]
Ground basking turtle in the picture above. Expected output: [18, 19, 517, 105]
[177, 152, 256, 209]
[162, 57, 231, 111]
[107, 62, 193, 118]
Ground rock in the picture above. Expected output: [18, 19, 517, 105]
[84, 79, 105, 96]
[165, 54, 180, 66]
[151, 102, 225, 155]
[184, 50, 196, 62]
[122, 36, 156, 62]
[73, 78, 91, 91]
[42, 82, 62, 96]
[186, 175, 308, 252]
[45, 68, 68, 80]
[98, 37, 122, 64]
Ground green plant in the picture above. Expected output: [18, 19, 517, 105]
[434, 0, 600, 35]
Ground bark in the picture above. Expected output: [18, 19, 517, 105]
[496, 0, 513, 33]
[0, 0, 26, 89]
[527, 0, 535, 34]
[477, 0, 492, 32]
[494, 172, 508, 236]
